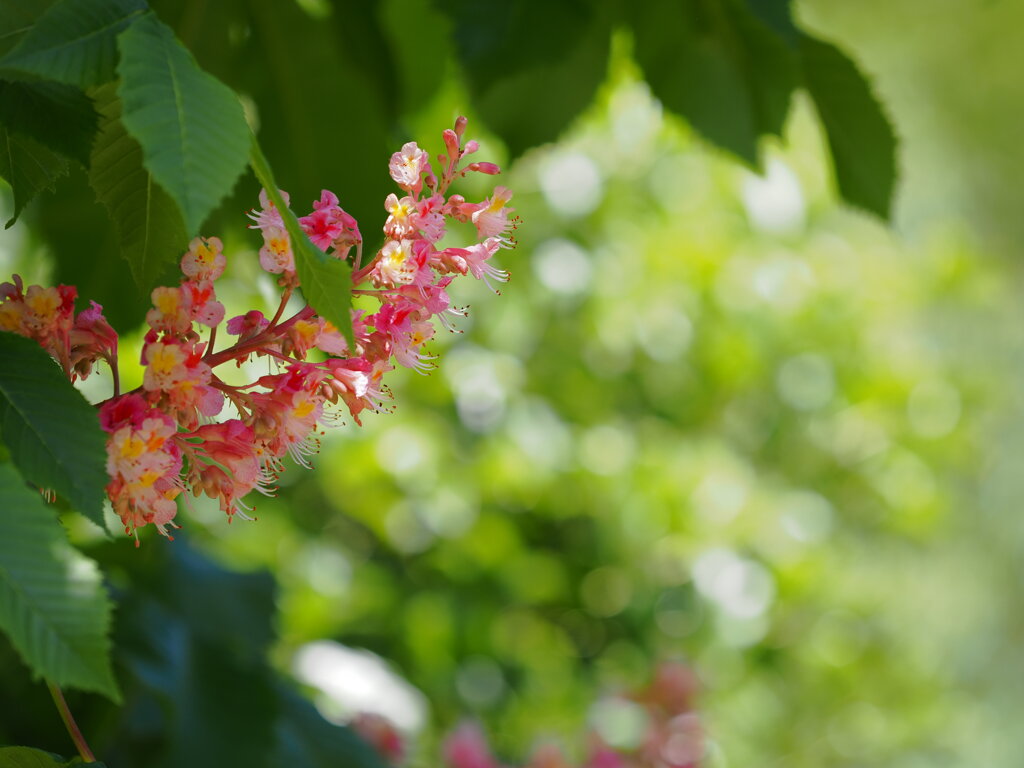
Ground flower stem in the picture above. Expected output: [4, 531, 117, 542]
[47, 681, 96, 763]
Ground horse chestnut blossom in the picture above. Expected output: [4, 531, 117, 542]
[0, 118, 515, 543]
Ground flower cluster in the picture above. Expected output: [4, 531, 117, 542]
[0, 275, 118, 384]
[0, 118, 514, 542]
[350, 662, 704, 768]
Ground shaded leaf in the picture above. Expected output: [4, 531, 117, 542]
[0, 126, 68, 228]
[0, 79, 97, 166]
[631, 0, 798, 165]
[0, 0, 146, 87]
[89, 83, 188, 292]
[275, 686, 391, 768]
[442, 0, 611, 156]
[0, 746, 107, 767]
[0, 1, 59, 58]
[115, 538, 278, 768]
[0, 332, 108, 531]
[746, 0, 798, 44]
[800, 35, 898, 217]
[249, 135, 354, 347]
[380, 0, 450, 117]
[239, 0, 396, 234]
[116, 12, 249, 237]
[0, 463, 118, 701]
[32, 165, 153, 334]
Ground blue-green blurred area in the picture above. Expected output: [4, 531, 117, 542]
[4, 1, 1024, 766]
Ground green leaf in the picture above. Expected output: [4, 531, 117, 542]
[0, 1, 59, 59]
[799, 35, 898, 217]
[0, 125, 68, 228]
[442, 0, 611, 156]
[249, 135, 355, 348]
[0, 80, 97, 166]
[745, 0, 798, 44]
[0, 746, 107, 768]
[116, 12, 249, 237]
[238, 0, 396, 237]
[0, 0, 146, 87]
[33, 165, 154, 333]
[0, 463, 119, 701]
[631, 0, 799, 165]
[0, 332, 108, 531]
[275, 687, 391, 768]
[89, 83, 189, 292]
[115, 539, 278, 768]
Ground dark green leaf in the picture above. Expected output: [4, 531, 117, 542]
[380, 0, 449, 117]
[0, 332, 108, 530]
[631, 0, 798, 165]
[32, 165, 153, 334]
[0, 1, 59, 59]
[0, 126, 68, 228]
[115, 538, 278, 768]
[275, 686, 391, 768]
[0, 0, 146, 87]
[745, 0, 798, 44]
[0, 746, 107, 767]
[442, 0, 611, 156]
[116, 12, 249, 236]
[89, 83, 189, 292]
[0, 80, 97, 165]
[0, 463, 119, 701]
[249, 135, 355, 348]
[800, 35, 898, 217]
[238, 0, 396, 235]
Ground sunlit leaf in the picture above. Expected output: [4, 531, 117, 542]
[0, 0, 146, 87]
[0, 463, 118, 701]
[249, 135, 354, 348]
[116, 12, 249, 236]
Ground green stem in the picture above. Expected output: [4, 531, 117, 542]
[47, 681, 96, 763]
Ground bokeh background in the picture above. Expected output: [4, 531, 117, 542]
[4, 0, 1024, 766]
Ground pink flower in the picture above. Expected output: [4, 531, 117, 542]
[146, 285, 193, 335]
[183, 280, 225, 328]
[384, 193, 416, 238]
[181, 236, 226, 281]
[226, 310, 270, 340]
[259, 226, 296, 276]
[371, 239, 424, 287]
[351, 713, 405, 764]
[69, 300, 117, 381]
[248, 188, 291, 231]
[470, 186, 514, 239]
[186, 419, 267, 518]
[461, 238, 509, 291]
[249, 363, 330, 467]
[102, 398, 183, 539]
[300, 208, 344, 251]
[389, 141, 430, 193]
[443, 722, 499, 768]
[142, 338, 223, 427]
[283, 317, 347, 359]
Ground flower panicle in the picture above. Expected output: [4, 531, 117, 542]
[0, 117, 516, 541]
